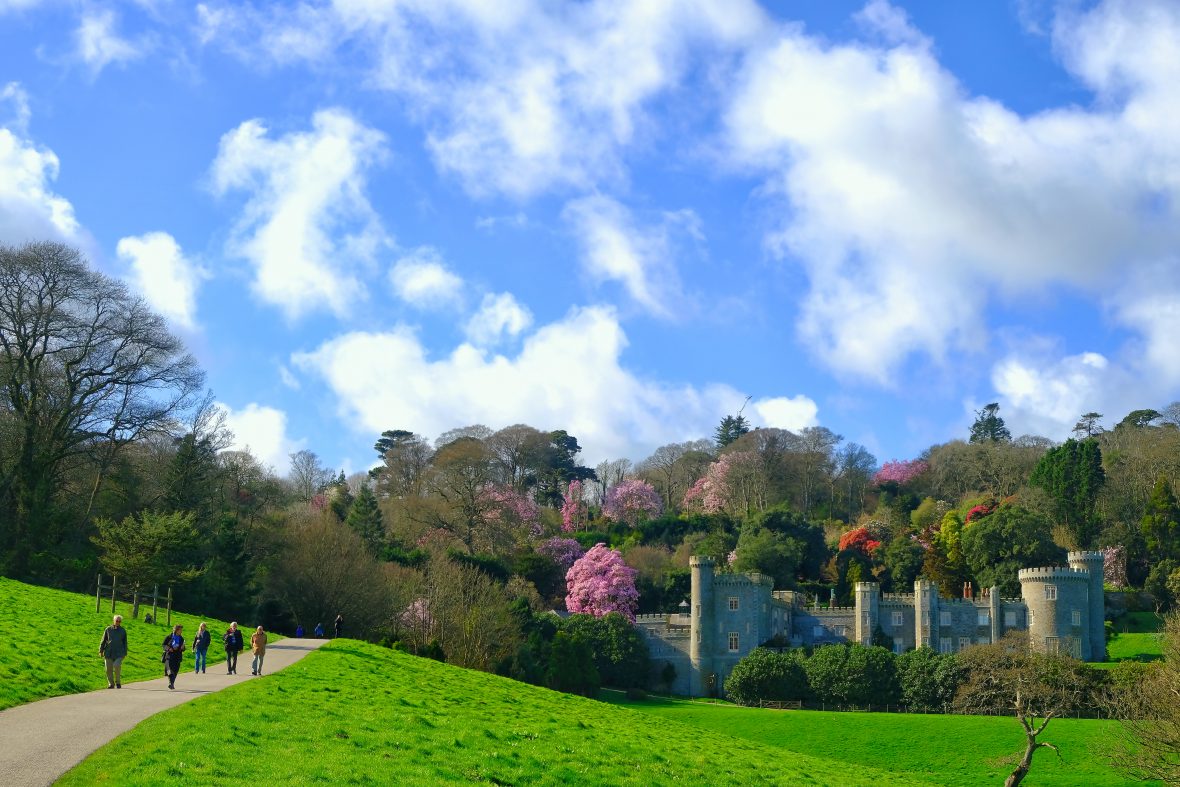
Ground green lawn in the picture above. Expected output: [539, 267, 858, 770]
[1107, 611, 1165, 663]
[0, 577, 273, 710]
[606, 693, 1146, 787]
[61, 641, 931, 786]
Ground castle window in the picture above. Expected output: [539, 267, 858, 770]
[695, 604, 701, 619]
[728, 633, 739, 652]
[958, 637, 970, 652]
[836, 626, 848, 637]
[813, 626, 825, 639]
[939, 638, 952, 654]
[893, 638, 904, 655]
[1004, 610, 1016, 627]
[891, 611, 904, 627]
[920, 636, 930, 648]
[940, 611, 952, 627]
[977, 611, 990, 626]
[728, 597, 739, 611]
[1045, 636, 1059, 653]
[1071, 609, 1081, 627]
[1044, 585, 1057, 601]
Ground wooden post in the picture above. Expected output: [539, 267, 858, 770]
[166, 586, 172, 628]
[152, 585, 159, 624]
[132, 588, 140, 619]
[110, 576, 117, 614]
[96, 574, 102, 613]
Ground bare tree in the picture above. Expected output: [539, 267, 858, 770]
[287, 449, 334, 501]
[955, 633, 1089, 787]
[591, 458, 632, 506]
[0, 242, 203, 572]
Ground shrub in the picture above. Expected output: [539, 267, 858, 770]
[805, 643, 899, 706]
[725, 648, 808, 705]
[895, 647, 965, 711]
[561, 613, 651, 689]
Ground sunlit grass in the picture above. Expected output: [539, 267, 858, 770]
[62, 641, 929, 786]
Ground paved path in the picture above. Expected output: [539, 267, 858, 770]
[0, 638, 327, 787]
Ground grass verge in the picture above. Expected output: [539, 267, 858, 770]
[605, 692, 1149, 786]
[0, 577, 275, 710]
[61, 641, 931, 786]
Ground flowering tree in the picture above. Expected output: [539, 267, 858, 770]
[560, 479, 589, 532]
[682, 451, 761, 515]
[603, 479, 663, 527]
[872, 459, 929, 487]
[565, 543, 639, 622]
[1103, 545, 1128, 588]
[538, 537, 585, 570]
[838, 526, 881, 557]
[965, 500, 997, 524]
[479, 485, 542, 538]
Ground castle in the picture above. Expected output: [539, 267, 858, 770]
[635, 551, 1106, 697]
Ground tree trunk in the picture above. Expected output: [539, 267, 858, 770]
[1005, 739, 1036, 787]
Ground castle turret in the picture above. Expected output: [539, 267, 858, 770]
[989, 586, 1002, 644]
[1018, 565, 1090, 658]
[914, 579, 939, 649]
[1069, 551, 1106, 661]
[689, 556, 715, 695]
[854, 582, 879, 646]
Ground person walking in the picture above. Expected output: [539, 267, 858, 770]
[223, 622, 244, 675]
[314, 622, 324, 638]
[98, 614, 128, 689]
[334, 614, 343, 638]
[250, 626, 268, 676]
[161, 624, 185, 690]
[193, 622, 211, 674]
[295, 624, 304, 638]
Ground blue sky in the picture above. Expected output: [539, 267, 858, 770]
[2, 0, 1179, 476]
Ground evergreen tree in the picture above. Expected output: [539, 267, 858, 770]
[1142, 476, 1180, 562]
[1028, 438, 1105, 548]
[714, 414, 751, 449]
[345, 484, 384, 555]
[969, 403, 1011, 443]
[1072, 412, 1104, 439]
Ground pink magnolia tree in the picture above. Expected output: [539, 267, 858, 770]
[565, 543, 639, 622]
[1103, 545, 1128, 588]
[480, 485, 542, 538]
[537, 536, 585, 570]
[603, 479, 663, 527]
[872, 459, 929, 487]
[560, 480, 589, 533]
[682, 451, 759, 515]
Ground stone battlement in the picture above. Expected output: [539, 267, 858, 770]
[1017, 566, 1090, 582]
[1067, 550, 1104, 564]
[810, 606, 856, 614]
[881, 593, 915, 602]
[690, 556, 716, 567]
[713, 573, 773, 588]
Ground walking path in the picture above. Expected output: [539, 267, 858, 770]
[0, 638, 327, 787]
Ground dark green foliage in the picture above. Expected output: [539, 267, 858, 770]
[714, 413, 751, 449]
[882, 537, 925, 592]
[1145, 559, 1180, 610]
[446, 550, 511, 584]
[725, 647, 808, 705]
[1142, 476, 1180, 561]
[804, 643, 899, 706]
[1116, 409, 1161, 430]
[750, 507, 828, 581]
[531, 430, 597, 507]
[545, 630, 600, 696]
[1029, 438, 1105, 548]
[895, 648, 965, 711]
[513, 552, 565, 602]
[345, 484, 384, 554]
[561, 613, 651, 689]
[381, 543, 428, 568]
[90, 510, 205, 590]
[732, 526, 805, 588]
[960, 504, 1065, 597]
[969, 403, 1011, 443]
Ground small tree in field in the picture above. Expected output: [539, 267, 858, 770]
[602, 479, 663, 527]
[565, 543, 639, 622]
[91, 510, 204, 596]
[955, 633, 1088, 787]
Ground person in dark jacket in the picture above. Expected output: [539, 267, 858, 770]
[334, 614, 343, 638]
[162, 624, 185, 690]
[98, 614, 128, 689]
[193, 622, 212, 674]
[314, 622, 324, 638]
[295, 624, 304, 638]
[222, 622, 244, 674]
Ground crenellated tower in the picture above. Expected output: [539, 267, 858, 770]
[1068, 551, 1106, 661]
[854, 582, 879, 646]
[689, 556, 716, 695]
[1018, 564, 1091, 659]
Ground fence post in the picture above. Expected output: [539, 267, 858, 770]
[166, 586, 172, 627]
[132, 588, 140, 619]
[96, 574, 102, 613]
[110, 576, 117, 614]
[152, 585, 159, 624]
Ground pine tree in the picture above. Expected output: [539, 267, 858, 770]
[714, 414, 751, 449]
[345, 485, 384, 555]
[969, 403, 1011, 443]
[1142, 476, 1180, 562]
[1028, 438, 1105, 549]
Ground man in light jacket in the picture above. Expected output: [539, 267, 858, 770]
[98, 615, 128, 689]
[250, 626, 267, 676]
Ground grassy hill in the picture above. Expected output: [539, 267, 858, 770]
[60, 640, 932, 786]
[0, 577, 273, 710]
[1107, 611, 1164, 663]
[607, 694, 1146, 786]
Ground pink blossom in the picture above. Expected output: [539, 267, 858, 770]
[565, 543, 639, 622]
[1103, 545, 1128, 589]
[603, 479, 663, 527]
[561, 480, 588, 533]
[480, 485, 541, 536]
[538, 537, 585, 570]
[872, 459, 929, 487]
[682, 452, 757, 514]
[401, 598, 432, 629]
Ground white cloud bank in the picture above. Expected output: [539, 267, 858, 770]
[116, 232, 206, 330]
[209, 108, 388, 320]
[293, 306, 815, 464]
[389, 247, 464, 310]
[0, 87, 79, 245]
[217, 401, 301, 473]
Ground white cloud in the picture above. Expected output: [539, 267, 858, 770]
[292, 305, 813, 464]
[562, 195, 693, 317]
[724, 0, 1180, 385]
[0, 123, 79, 245]
[278, 364, 301, 390]
[116, 232, 206, 330]
[752, 395, 820, 432]
[464, 292, 532, 347]
[76, 9, 145, 74]
[0, 83, 30, 133]
[217, 401, 301, 472]
[199, 0, 769, 198]
[389, 247, 464, 309]
[209, 108, 389, 320]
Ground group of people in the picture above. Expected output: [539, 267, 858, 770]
[294, 615, 343, 640]
[98, 616, 270, 691]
